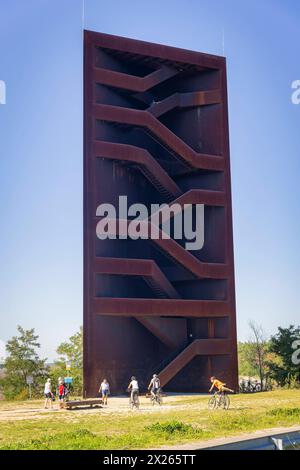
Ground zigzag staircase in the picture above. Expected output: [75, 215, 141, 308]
[85, 31, 237, 391]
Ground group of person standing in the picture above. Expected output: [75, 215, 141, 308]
[44, 377, 68, 409]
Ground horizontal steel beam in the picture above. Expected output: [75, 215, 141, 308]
[86, 30, 224, 69]
[93, 297, 230, 317]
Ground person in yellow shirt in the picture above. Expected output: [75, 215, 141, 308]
[209, 376, 234, 394]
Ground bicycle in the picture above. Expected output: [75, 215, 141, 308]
[129, 391, 140, 410]
[208, 391, 230, 410]
[239, 381, 261, 393]
[252, 382, 261, 392]
[150, 389, 163, 406]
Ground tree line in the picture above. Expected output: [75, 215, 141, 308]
[0, 326, 83, 400]
[238, 322, 300, 389]
[0, 322, 299, 400]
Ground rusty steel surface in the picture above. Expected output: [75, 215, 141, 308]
[84, 30, 238, 395]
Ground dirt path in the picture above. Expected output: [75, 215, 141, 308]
[0, 394, 204, 422]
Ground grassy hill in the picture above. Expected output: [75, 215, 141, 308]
[0, 390, 299, 449]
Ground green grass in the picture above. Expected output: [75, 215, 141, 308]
[0, 390, 300, 449]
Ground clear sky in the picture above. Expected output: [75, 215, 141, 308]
[0, 0, 299, 360]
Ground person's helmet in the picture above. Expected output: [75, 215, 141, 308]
[131, 376, 136, 381]
[47, 378, 51, 383]
[210, 376, 215, 381]
[153, 374, 157, 378]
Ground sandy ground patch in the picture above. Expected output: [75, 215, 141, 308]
[0, 394, 206, 422]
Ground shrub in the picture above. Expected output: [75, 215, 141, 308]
[268, 407, 300, 417]
[145, 420, 195, 435]
[67, 429, 95, 439]
[286, 375, 300, 389]
[13, 389, 30, 401]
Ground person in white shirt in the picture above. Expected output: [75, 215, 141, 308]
[99, 378, 110, 405]
[127, 376, 139, 407]
[44, 378, 53, 409]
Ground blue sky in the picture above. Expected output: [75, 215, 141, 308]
[0, 0, 299, 360]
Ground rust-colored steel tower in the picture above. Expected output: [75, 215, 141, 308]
[84, 30, 238, 396]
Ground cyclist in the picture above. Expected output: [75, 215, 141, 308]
[209, 376, 234, 394]
[127, 376, 139, 406]
[148, 374, 161, 399]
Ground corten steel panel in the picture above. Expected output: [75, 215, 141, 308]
[84, 30, 238, 396]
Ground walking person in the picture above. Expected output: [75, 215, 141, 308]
[58, 380, 66, 408]
[99, 378, 110, 405]
[44, 378, 53, 409]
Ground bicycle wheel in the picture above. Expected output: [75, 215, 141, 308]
[134, 395, 140, 409]
[208, 395, 216, 410]
[157, 395, 163, 406]
[222, 394, 230, 410]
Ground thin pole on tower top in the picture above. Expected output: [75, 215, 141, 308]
[82, 0, 85, 34]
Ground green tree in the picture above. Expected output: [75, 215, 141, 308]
[0, 326, 48, 400]
[268, 325, 300, 387]
[238, 341, 258, 377]
[50, 327, 83, 396]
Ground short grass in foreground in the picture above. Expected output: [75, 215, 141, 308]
[0, 390, 300, 449]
